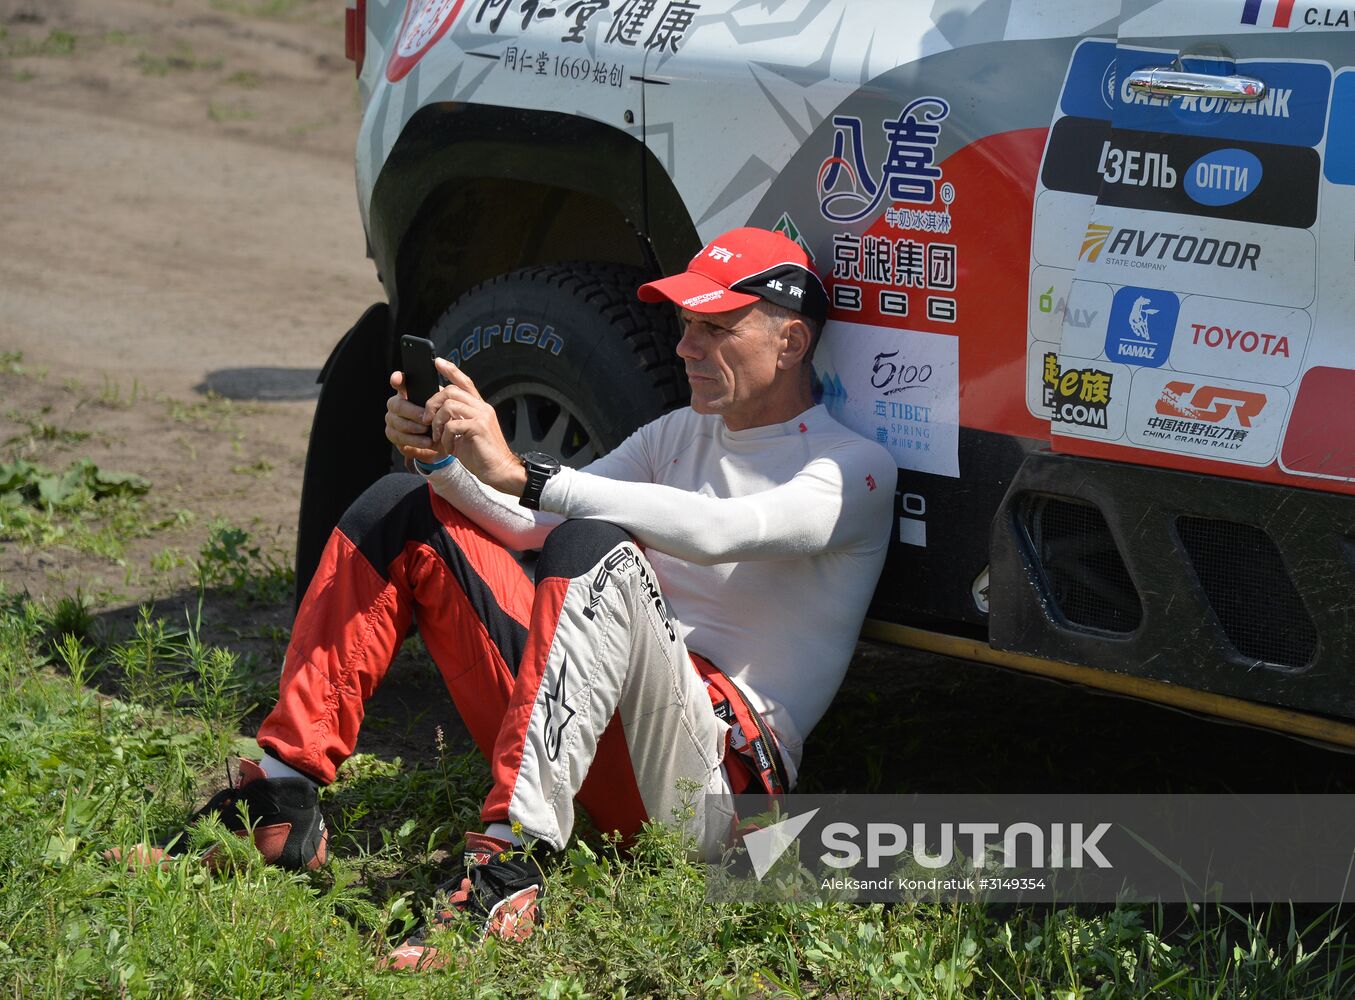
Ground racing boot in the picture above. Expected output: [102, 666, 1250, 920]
[106, 758, 327, 871]
[382, 832, 545, 971]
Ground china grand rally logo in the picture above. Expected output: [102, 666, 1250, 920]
[387, 0, 467, 82]
[818, 97, 951, 223]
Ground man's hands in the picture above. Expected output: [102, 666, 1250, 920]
[384, 359, 528, 497]
[385, 369, 444, 464]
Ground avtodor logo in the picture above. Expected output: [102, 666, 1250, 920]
[1080, 223, 1112, 262]
[1081, 226, 1260, 273]
[387, 0, 467, 82]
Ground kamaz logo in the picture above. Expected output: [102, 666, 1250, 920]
[1080, 224, 1260, 271]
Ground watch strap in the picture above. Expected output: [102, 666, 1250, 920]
[519, 452, 560, 510]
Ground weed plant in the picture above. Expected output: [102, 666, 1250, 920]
[0, 458, 154, 558]
[194, 521, 293, 604]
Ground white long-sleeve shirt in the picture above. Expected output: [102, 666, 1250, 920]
[422, 404, 895, 780]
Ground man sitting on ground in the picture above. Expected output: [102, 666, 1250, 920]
[115, 227, 894, 968]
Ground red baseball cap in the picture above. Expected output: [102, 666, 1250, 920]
[638, 227, 829, 324]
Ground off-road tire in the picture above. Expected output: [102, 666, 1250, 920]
[424, 263, 686, 466]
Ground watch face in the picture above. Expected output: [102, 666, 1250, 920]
[522, 451, 560, 472]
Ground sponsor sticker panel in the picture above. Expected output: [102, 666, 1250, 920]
[816, 322, 960, 478]
[1325, 69, 1355, 186]
[1074, 207, 1316, 308]
[1114, 48, 1332, 149]
[1281, 367, 1355, 480]
[1032, 190, 1098, 268]
[387, 0, 468, 81]
[1029, 38, 1336, 483]
[1058, 279, 1115, 358]
[1044, 353, 1130, 440]
[1168, 295, 1309, 385]
[1026, 345, 1131, 440]
[1029, 268, 1111, 353]
[816, 97, 966, 334]
[1124, 369, 1289, 466]
[1058, 38, 1118, 122]
[1041, 117, 1320, 229]
[1103, 285, 1178, 369]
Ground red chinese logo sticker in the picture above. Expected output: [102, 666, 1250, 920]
[386, 0, 467, 82]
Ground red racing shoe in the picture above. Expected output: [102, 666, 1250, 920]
[383, 832, 545, 971]
[106, 759, 327, 871]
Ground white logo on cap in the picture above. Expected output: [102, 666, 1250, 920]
[789, 286, 804, 298]
[683, 289, 726, 307]
[707, 246, 733, 263]
[766, 279, 783, 291]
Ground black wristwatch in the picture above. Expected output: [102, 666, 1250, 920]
[518, 451, 561, 510]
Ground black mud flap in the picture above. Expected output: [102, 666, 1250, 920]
[295, 302, 394, 608]
[988, 450, 1355, 721]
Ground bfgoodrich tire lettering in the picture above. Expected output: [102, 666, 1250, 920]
[425, 263, 686, 466]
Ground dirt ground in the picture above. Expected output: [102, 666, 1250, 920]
[0, 0, 368, 591]
[3, 0, 1354, 794]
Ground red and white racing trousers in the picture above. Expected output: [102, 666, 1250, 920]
[257, 474, 737, 857]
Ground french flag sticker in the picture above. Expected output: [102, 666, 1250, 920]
[1241, 0, 1296, 26]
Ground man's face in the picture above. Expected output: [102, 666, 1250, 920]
[676, 303, 787, 430]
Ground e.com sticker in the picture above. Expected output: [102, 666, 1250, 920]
[387, 0, 467, 82]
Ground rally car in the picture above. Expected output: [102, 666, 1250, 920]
[301, 0, 1355, 747]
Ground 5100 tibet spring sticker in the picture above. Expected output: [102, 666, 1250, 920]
[815, 322, 959, 478]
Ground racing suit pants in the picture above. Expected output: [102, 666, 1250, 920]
[256, 473, 736, 857]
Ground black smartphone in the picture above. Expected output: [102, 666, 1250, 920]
[400, 335, 440, 409]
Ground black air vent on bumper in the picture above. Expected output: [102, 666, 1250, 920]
[1025, 497, 1143, 635]
[989, 452, 1355, 720]
[1175, 516, 1318, 670]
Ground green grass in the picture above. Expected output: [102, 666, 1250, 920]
[0, 446, 1349, 995]
[1, 579, 1352, 997]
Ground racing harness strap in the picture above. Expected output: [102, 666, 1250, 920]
[690, 653, 790, 796]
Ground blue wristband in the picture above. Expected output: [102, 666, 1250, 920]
[414, 455, 456, 474]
